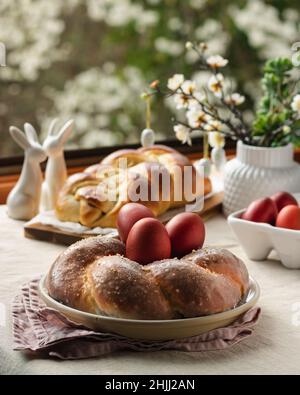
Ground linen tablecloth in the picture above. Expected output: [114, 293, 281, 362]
[0, 205, 299, 375]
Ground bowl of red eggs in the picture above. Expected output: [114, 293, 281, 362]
[228, 191, 300, 269]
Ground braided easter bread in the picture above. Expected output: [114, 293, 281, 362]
[46, 236, 249, 320]
[55, 145, 212, 228]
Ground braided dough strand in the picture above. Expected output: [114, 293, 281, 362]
[55, 145, 212, 228]
[47, 237, 249, 320]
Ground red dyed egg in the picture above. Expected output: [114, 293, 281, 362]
[117, 203, 154, 242]
[276, 205, 300, 230]
[242, 197, 278, 225]
[271, 191, 298, 213]
[126, 218, 171, 265]
[165, 212, 205, 257]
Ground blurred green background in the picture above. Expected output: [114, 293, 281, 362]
[0, 0, 299, 157]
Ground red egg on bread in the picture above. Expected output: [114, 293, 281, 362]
[165, 212, 205, 257]
[126, 218, 171, 265]
[117, 203, 154, 242]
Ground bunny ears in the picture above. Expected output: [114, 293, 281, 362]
[9, 123, 41, 150]
[47, 119, 74, 145]
[9, 119, 74, 150]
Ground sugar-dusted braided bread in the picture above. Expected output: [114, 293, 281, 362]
[46, 236, 249, 320]
[55, 145, 212, 228]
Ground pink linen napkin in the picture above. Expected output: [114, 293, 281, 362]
[12, 277, 261, 360]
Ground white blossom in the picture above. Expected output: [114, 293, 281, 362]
[174, 93, 190, 109]
[291, 95, 300, 113]
[185, 41, 193, 50]
[174, 124, 192, 145]
[187, 91, 206, 109]
[87, 0, 158, 31]
[181, 80, 197, 95]
[205, 120, 222, 133]
[189, 0, 207, 10]
[0, 0, 72, 80]
[186, 107, 209, 128]
[208, 131, 225, 148]
[155, 37, 184, 57]
[41, 65, 146, 148]
[225, 93, 245, 106]
[207, 55, 228, 68]
[194, 19, 229, 58]
[192, 71, 211, 89]
[230, 0, 299, 59]
[208, 73, 224, 97]
[168, 17, 183, 32]
[167, 74, 185, 91]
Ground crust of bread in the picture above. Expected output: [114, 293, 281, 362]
[55, 145, 212, 228]
[47, 237, 249, 320]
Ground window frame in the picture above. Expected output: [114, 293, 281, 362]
[0, 137, 237, 176]
[1, 138, 300, 204]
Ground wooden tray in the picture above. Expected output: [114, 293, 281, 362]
[24, 192, 223, 246]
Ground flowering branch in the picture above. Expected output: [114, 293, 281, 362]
[146, 45, 300, 149]
[148, 41, 249, 147]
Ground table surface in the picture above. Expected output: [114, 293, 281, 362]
[1, 205, 300, 375]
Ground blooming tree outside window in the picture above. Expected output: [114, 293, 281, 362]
[0, 0, 299, 156]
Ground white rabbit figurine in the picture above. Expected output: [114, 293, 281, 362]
[7, 124, 46, 220]
[41, 119, 73, 211]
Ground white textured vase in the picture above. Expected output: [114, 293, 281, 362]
[223, 141, 300, 216]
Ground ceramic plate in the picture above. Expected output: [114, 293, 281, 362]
[39, 276, 260, 341]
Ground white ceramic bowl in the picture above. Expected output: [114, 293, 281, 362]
[228, 196, 300, 269]
[39, 275, 260, 341]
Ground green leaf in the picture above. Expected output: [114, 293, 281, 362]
[252, 56, 297, 145]
[264, 58, 293, 75]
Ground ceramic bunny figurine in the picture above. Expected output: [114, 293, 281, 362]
[7, 124, 46, 220]
[41, 119, 73, 211]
